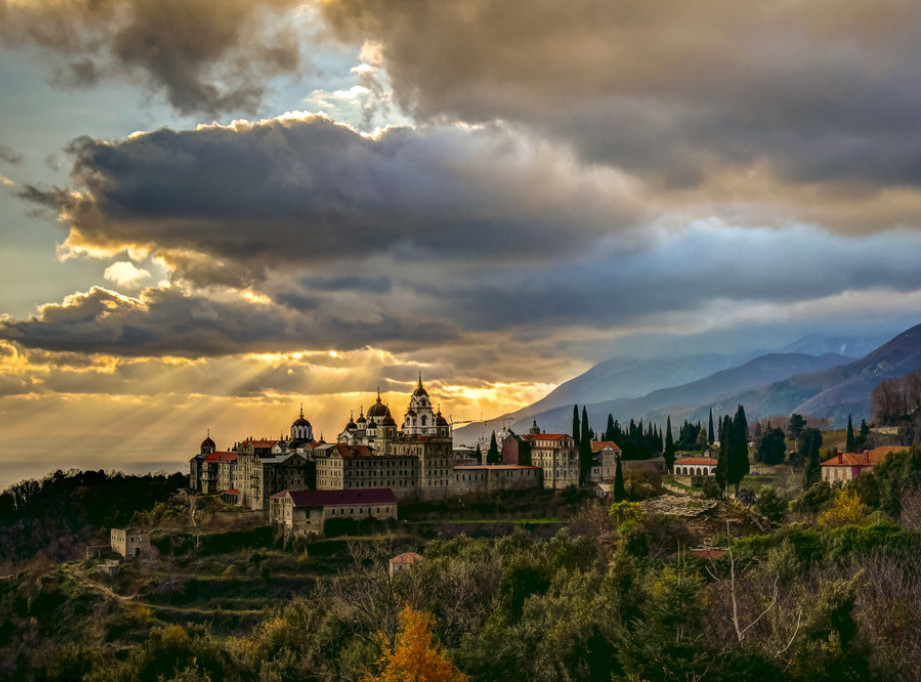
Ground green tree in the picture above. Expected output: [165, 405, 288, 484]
[572, 405, 580, 446]
[801, 427, 824, 488]
[845, 415, 855, 453]
[789, 413, 807, 451]
[694, 428, 709, 452]
[728, 404, 750, 495]
[756, 427, 786, 465]
[708, 408, 715, 445]
[579, 407, 593, 485]
[613, 456, 626, 502]
[487, 431, 500, 465]
[474, 443, 482, 464]
[664, 416, 675, 472]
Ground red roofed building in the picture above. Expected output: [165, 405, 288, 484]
[674, 457, 718, 477]
[521, 424, 580, 489]
[389, 552, 423, 577]
[270, 487, 398, 537]
[200, 451, 238, 494]
[589, 440, 623, 484]
[821, 446, 907, 483]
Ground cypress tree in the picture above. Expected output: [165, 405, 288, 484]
[728, 404, 750, 495]
[474, 443, 483, 464]
[708, 409, 715, 445]
[613, 455, 626, 502]
[579, 407, 593, 484]
[605, 413, 616, 441]
[572, 405, 581, 446]
[846, 415, 856, 453]
[716, 415, 729, 491]
[664, 416, 675, 472]
[487, 431, 500, 464]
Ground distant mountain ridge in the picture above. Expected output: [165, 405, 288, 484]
[454, 331, 892, 444]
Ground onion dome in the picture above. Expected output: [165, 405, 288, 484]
[406, 408, 416, 417]
[367, 389, 390, 418]
[436, 412, 449, 427]
[382, 414, 397, 427]
[356, 407, 367, 425]
[201, 433, 216, 450]
[292, 405, 311, 428]
[345, 411, 357, 430]
[367, 418, 377, 429]
[412, 373, 428, 397]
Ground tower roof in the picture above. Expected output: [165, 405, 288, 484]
[412, 373, 428, 397]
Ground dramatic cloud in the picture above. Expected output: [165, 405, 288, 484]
[0, 285, 458, 356]
[0, 0, 303, 115]
[320, 0, 921, 198]
[23, 115, 647, 285]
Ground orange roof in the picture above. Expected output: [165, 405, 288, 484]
[390, 552, 423, 565]
[675, 457, 718, 466]
[335, 443, 374, 459]
[591, 440, 622, 453]
[821, 446, 906, 467]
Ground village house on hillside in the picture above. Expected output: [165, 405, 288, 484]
[821, 445, 907, 483]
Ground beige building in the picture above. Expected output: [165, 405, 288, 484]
[589, 441, 622, 483]
[270, 488, 398, 537]
[821, 446, 906, 483]
[523, 432, 580, 489]
[110, 527, 151, 558]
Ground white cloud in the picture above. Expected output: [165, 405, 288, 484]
[103, 261, 151, 288]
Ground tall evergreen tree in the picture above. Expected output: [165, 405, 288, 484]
[579, 407, 593, 484]
[572, 405, 581, 446]
[708, 409, 715, 445]
[801, 428, 823, 487]
[715, 415, 729, 491]
[613, 455, 626, 502]
[487, 431, 500, 464]
[605, 413, 616, 441]
[664, 416, 675, 472]
[846, 415, 856, 453]
[728, 404, 750, 495]
[474, 443, 483, 464]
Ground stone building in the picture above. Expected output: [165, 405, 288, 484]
[110, 527, 151, 558]
[451, 464, 542, 495]
[270, 488, 398, 538]
[821, 446, 906, 483]
[389, 552, 424, 577]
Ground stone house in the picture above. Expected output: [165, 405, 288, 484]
[270, 487, 398, 538]
[110, 527, 151, 558]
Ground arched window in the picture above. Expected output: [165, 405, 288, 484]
[421, 416, 427, 426]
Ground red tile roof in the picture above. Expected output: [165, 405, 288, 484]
[525, 433, 570, 442]
[204, 451, 237, 463]
[390, 552, 423, 565]
[675, 457, 718, 466]
[242, 439, 279, 448]
[223, 489, 239, 495]
[591, 440, 622, 453]
[272, 488, 398, 507]
[820, 446, 907, 467]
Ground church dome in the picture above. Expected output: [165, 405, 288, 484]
[367, 390, 390, 418]
[412, 374, 428, 397]
[345, 412, 357, 430]
[436, 413, 449, 427]
[382, 414, 397, 427]
[201, 434, 216, 450]
[367, 418, 377, 428]
[292, 404, 311, 428]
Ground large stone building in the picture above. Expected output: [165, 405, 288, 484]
[189, 379, 629, 512]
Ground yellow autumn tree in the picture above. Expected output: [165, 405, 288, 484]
[818, 488, 869, 528]
[362, 605, 467, 682]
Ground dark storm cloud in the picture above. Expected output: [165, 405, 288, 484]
[300, 275, 392, 293]
[0, 0, 301, 115]
[25, 116, 644, 284]
[0, 285, 458, 356]
[320, 0, 921, 193]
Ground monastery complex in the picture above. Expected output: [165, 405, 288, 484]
[189, 377, 622, 536]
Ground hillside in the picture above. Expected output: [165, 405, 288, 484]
[455, 333, 884, 444]
[464, 351, 853, 439]
[696, 322, 921, 425]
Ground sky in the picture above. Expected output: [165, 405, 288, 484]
[2, 0, 921, 487]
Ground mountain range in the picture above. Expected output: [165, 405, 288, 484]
[455, 328, 915, 444]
